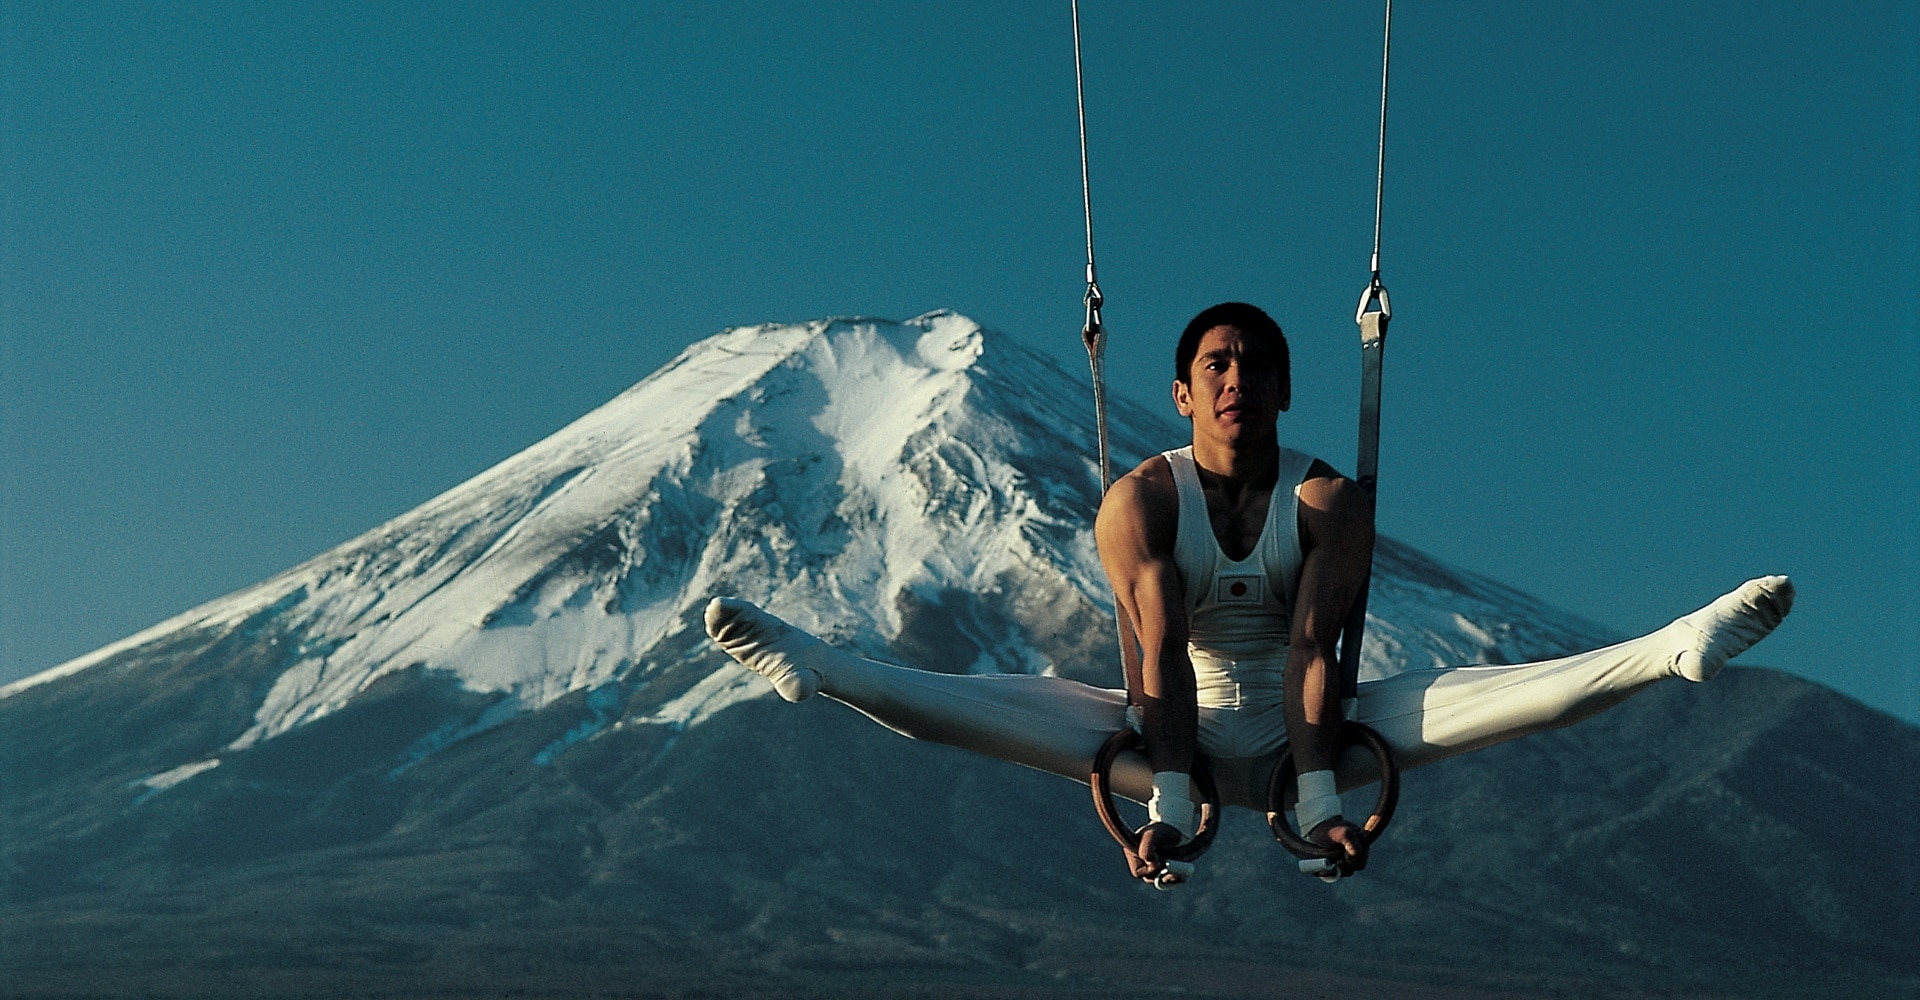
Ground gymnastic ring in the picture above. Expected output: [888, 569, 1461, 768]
[1089, 728, 1220, 864]
[1264, 720, 1400, 861]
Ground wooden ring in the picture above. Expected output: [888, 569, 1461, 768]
[1089, 728, 1220, 864]
[1264, 720, 1400, 860]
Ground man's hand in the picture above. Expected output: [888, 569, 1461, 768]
[1308, 817, 1369, 875]
[1126, 823, 1187, 882]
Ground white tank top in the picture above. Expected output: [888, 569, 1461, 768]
[1164, 445, 1320, 709]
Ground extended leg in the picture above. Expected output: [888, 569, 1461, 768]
[1344, 575, 1794, 782]
[704, 598, 1153, 799]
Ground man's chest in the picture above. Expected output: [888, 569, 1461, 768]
[1200, 485, 1276, 562]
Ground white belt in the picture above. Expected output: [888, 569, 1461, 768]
[1192, 648, 1288, 709]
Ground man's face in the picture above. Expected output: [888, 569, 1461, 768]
[1173, 324, 1289, 442]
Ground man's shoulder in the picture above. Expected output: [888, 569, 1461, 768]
[1115, 453, 1176, 498]
[1100, 454, 1179, 525]
[1297, 467, 1366, 507]
[1299, 456, 1345, 486]
[1296, 468, 1374, 548]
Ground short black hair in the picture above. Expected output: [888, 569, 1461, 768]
[1174, 302, 1288, 385]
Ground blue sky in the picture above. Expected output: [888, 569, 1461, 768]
[3, 2, 1915, 722]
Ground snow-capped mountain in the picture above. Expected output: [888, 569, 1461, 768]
[3, 312, 1913, 998]
[3, 311, 1612, 781]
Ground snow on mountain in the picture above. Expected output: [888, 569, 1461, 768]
[2, 310, 1617, 771]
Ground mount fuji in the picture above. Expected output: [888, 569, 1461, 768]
[3, 313, 1914, 999]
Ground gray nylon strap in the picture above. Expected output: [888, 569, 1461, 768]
[1338, 312, 1388, 700]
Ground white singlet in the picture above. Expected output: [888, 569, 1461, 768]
[1161, 445, 1321, 758]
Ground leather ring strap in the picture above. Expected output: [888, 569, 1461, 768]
[1089, 729, 1220, 864]
[1265, 720, 1401, 860]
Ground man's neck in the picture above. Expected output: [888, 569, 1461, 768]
[1190, 434, 1280, 490]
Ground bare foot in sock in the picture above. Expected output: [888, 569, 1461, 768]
[1667, 575, 1795, 682]
[704, 598, 824, 702]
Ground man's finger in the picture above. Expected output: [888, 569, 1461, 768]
[1317, 822, 1367, 874]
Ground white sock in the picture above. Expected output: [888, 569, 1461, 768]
[704, 597, 824, 702]
[1664, 576, 1795, 682]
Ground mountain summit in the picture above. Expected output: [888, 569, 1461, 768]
[5, 313, 1911, 999]
[5, 312, 1609, 777]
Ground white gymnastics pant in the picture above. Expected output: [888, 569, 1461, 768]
[714, 576, 1789, 811]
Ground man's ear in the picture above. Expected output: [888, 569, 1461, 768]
[1172, 379, 1193, 417]
[1279, 374, 1292, 412]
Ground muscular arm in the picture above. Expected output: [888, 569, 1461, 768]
[1094, 463, 1195, 778]
[1284, 466, 1376, 787]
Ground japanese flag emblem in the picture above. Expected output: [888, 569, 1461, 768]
[1216, 574, 1265, 604]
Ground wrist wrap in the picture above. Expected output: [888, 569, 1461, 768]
[1147, 771, 1198, 840]
[1294, 768, 1341, 836]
